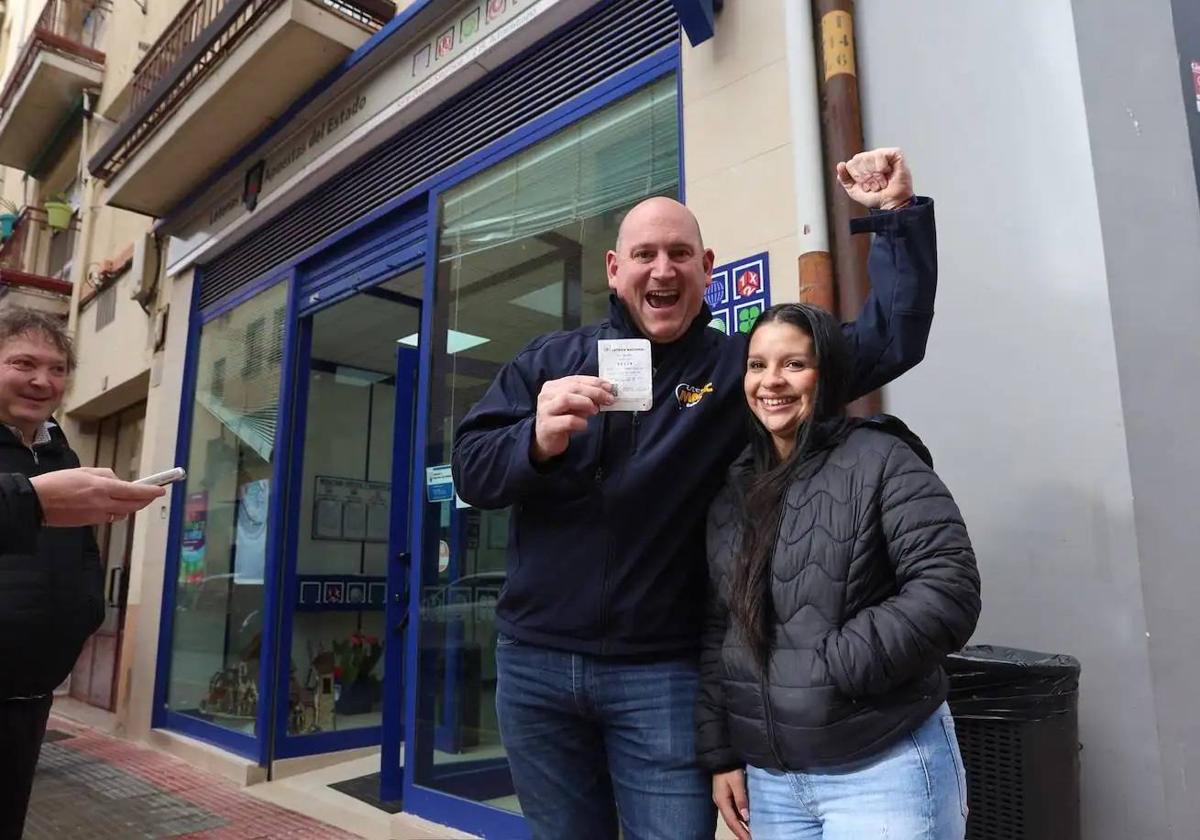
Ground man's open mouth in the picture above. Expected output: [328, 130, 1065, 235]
[646, 290, 680, 309]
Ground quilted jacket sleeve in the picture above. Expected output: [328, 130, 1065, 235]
[820, 439, 981, 698]
[695, 488, 743, 772]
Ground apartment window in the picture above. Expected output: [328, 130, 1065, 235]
[95, 285, 116, 331]
[242, 317, 265, 377]
[211, 358, 226, 400]
[268, 306, 285, 365]
[48, 226, 76, 280]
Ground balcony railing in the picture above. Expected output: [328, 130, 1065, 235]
[90, 0, 393, 181]
[0, 208, 47, 271]
[0, 207, 77, 296]
[0, 0, 111, 119]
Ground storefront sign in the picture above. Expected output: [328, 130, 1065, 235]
[705, 252, 771, 336]
[167, 0, 567, 274]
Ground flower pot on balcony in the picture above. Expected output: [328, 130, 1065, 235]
[44, 201, 73, 230]
[0, 214, 16, 240]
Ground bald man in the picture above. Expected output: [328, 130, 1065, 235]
[453, 149, 937, 839]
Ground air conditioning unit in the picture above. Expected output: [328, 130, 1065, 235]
[130, 233, 159, 306]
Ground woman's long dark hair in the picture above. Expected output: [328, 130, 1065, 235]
[730, 303, 852, 670]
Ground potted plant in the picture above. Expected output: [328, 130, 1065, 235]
[331, 632, 383, 716]
[43, 193, 73, 230]
[0, 198, 18, 240]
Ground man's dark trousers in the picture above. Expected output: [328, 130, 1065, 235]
[0, 695, 53, 839]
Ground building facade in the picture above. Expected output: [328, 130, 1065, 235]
[0, 0, 1196, 837]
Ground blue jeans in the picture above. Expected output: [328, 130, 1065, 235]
[495, 634, 715, 840]
[745, 702, 968, 839]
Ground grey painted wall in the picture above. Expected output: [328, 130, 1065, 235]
[1071, 0, 1200, 837]
[852, 1, 1191, 837]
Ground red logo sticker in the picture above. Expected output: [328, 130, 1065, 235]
[736, 269, 762, 298]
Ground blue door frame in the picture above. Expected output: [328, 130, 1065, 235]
[270, 219, 426, 762]
[154, 40, 680, 839]
[379, 343, 419, 800]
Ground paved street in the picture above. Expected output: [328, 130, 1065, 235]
[27, 718, 358, 839]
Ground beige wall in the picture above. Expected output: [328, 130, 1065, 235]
[96, 0, 188, 118]
[67, 269, 152, 409]
[681, 0, 803, 304]
[117, 268, 192, 737]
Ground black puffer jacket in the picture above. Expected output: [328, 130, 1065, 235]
[696, 416, 980, 771]
[0, 423, 104, 698]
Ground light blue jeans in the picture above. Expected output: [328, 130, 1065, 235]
[745, 702, 968, 839]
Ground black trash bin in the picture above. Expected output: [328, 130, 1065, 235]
[945, 645, 1081, 840]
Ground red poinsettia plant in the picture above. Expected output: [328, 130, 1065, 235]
[331, 632, 383, 685]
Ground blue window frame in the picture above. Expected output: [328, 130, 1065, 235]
[153, 269, 294, 766]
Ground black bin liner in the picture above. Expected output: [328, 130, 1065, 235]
[945, 645, 1081, 840]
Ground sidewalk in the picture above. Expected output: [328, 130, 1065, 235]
[27, 717, 361, 839]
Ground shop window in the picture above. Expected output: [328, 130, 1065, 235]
[415, 75, 678, 809]
[165, 283, 286, 734]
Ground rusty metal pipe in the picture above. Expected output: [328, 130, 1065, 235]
[812, 0, 879, 415]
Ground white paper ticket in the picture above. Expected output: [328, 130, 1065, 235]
[598, 338, 653, 412]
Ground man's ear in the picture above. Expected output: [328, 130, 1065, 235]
[606, 250, 619, 290]
[703, 248, 716, 280]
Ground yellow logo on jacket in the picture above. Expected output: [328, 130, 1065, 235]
[675, 382, 714, 409]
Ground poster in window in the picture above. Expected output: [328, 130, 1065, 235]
[234, 479, 269, 584]
[180, 491, 208, 584]
[366, 499, 390, 542]
[315, 498, 342, 540]
[342, 500, 367, 541]
[312, 476, 391, 542]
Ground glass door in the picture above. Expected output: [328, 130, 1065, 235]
[273, 268, 422, 762]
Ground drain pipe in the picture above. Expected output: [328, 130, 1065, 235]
[783, 0, 834, 312]
[811, 0, 879, 415]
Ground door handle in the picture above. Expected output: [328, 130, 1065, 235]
[106, 566, 124, 609]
